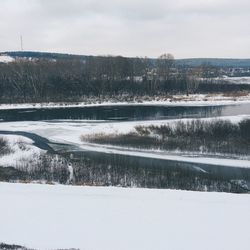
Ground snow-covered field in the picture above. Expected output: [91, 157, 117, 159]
[0, 182, 249, 250]
[0, 93, 250, 110]
[216, 76, 250, 84]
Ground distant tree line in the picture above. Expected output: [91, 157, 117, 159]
[0, 54, 249, 103]
[0, 242, 31, 250]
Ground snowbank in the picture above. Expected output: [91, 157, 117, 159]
[0, 55, 14, 63]
[0, 135, 43, 167]
[0, 182, 249, 250]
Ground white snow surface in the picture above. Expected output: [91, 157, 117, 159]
[0, 55, 14, 63]
[0, 182, 249, 250]
[0, 135, 43, 167]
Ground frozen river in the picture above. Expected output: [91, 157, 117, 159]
[0, 102, 250, 192]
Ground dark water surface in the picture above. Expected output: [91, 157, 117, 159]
[1, 103, 250, 122]
[63, 150, 250, 192]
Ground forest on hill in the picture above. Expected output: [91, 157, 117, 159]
[0, 52, 250, 103]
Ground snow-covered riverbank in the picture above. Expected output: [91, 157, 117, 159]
[1, 93, 250, 110]
[0, 135, 43, 168]
[0, 182, 249, 250]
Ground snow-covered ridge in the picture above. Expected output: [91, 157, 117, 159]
[0, 93, 250, 110]
[0, 135, 43, 167]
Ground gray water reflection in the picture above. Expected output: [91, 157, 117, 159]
[0, 103, 250, 121]
[1, 103, 250, 122]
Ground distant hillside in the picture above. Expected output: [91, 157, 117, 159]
[2, 51, 250, 68]
[176, 58, 250, 68]
[2, 51, 89, 60]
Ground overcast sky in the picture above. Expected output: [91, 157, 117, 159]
[0, 0, 250, 58]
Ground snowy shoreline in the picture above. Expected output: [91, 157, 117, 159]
[1, 93, 250, 110]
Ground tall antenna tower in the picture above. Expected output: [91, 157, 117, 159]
[20, 35, 23, 51]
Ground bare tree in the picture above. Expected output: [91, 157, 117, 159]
[180, 67, 202, 96]
[157, 53, 175, 81]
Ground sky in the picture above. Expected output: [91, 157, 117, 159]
[0, 0, 250, 58]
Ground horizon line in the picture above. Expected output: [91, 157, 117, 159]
[1, 50, 250, 60]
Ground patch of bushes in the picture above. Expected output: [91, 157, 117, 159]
[0, 137, 11, 156]
[81, 119, 250, 155]
[0, 243, 78, 250]
[0, 243, 30, 250]
[0, 167, 28, 181]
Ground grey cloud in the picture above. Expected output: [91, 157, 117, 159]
[0, 0, 250, 58]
